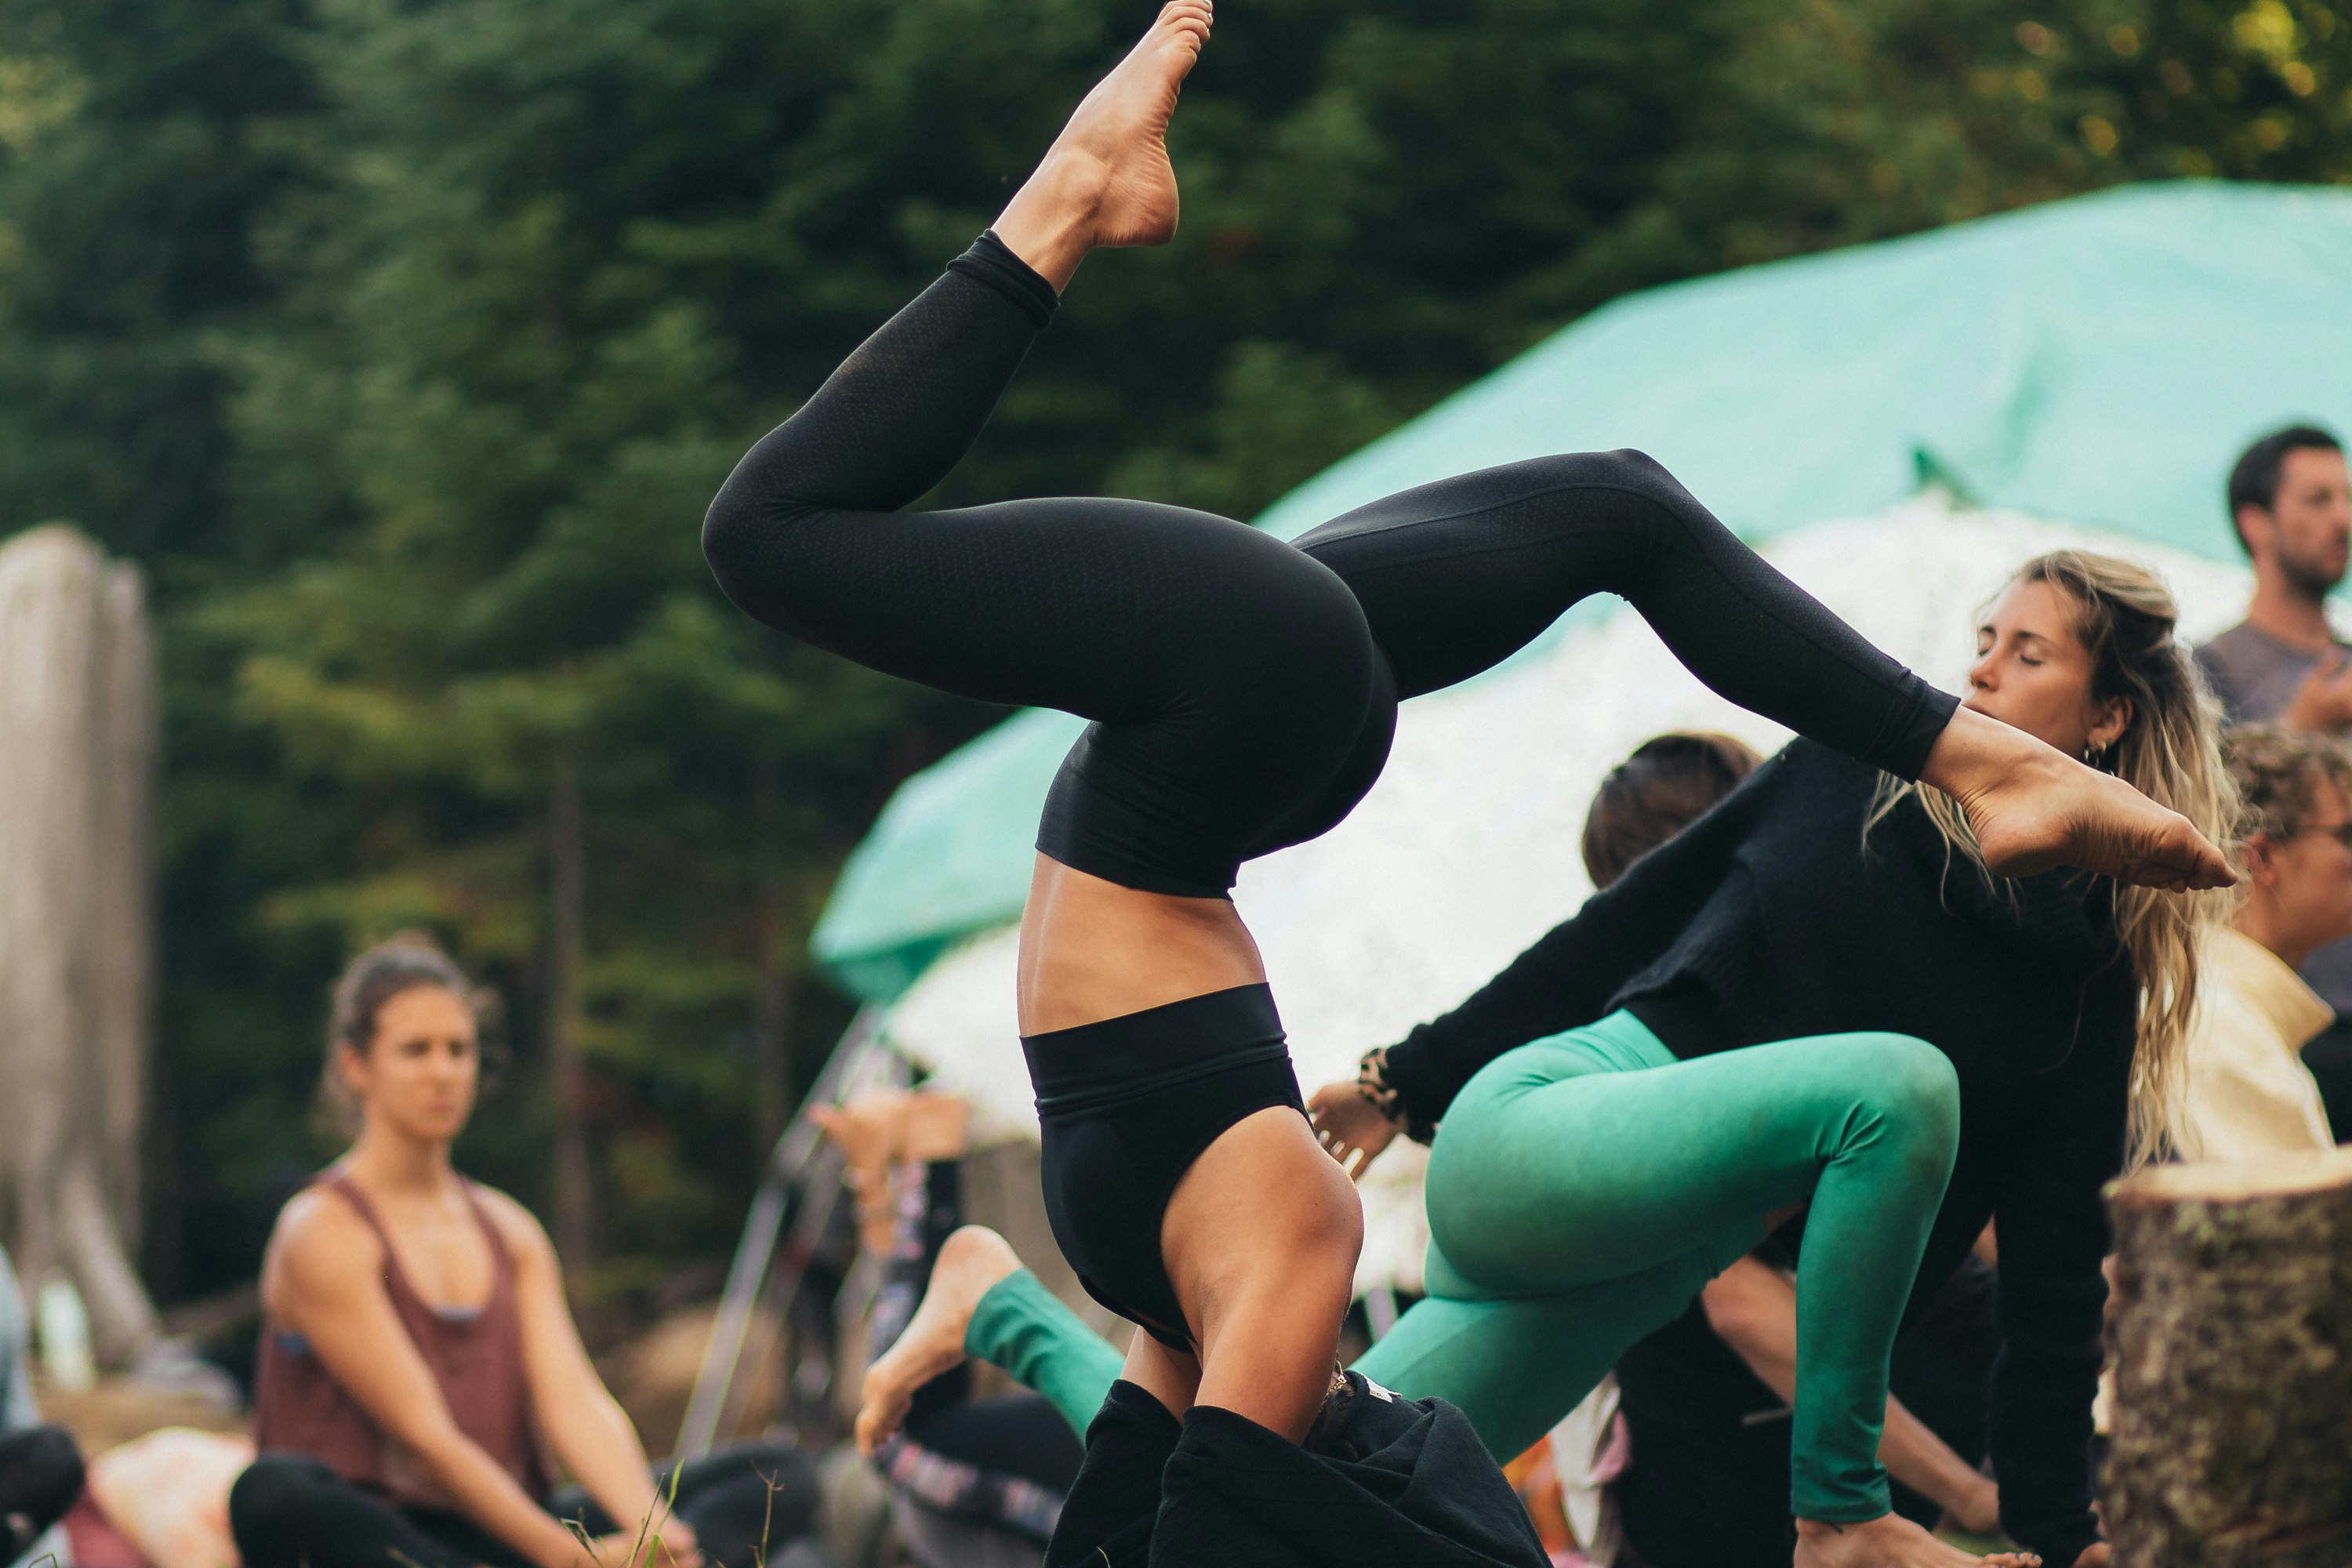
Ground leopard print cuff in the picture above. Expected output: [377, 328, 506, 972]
[1356, 1047, 1437, 1145]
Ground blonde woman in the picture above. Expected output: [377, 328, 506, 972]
[1312, 552, 2231, 1568]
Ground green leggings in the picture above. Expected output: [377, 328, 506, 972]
[966, 1011, 1959, 1523]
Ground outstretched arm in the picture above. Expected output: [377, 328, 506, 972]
[1367, 756, 1775, 1138]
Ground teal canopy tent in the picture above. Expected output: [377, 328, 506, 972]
[812, 180, 2352, 1000]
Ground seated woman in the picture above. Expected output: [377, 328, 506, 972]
[229, 935, 815, 1568]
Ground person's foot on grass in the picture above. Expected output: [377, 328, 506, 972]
[855, 1225, 1023, 1455]
[1922, 706, 2233, 893]
[991, 0, 1214, 289]
[1795, 1512, 2039, 1568]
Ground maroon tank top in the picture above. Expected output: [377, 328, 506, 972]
[252, 1171, 550, 1505]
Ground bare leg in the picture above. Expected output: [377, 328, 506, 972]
[1919, 707, 2231, 891]
[1162, 1105, 1363, 1440]
[1795, 1513, 2040, 1568]
[1120, 1323, 1203, 1417]
[855, 1225, 1022, 1454]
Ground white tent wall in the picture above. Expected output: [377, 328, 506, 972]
[876, 495, 2252, 1297]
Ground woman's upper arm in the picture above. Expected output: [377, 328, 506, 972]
[490, 1194, 608, 1416]
[275, 1201, 466, 1454]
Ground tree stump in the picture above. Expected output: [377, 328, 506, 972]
[0, 524, 159, 1364]
[2103, 1149, 2352, 1567]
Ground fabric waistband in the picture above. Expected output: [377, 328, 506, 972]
[1022, 983, 1290, 1113]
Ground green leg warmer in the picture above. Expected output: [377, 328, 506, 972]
[964, 1267, 1124, 1436]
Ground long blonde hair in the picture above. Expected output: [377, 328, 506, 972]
[1868, 551, 2236, 1169]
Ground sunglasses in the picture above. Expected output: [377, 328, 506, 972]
[2295, 821, 2352, 849]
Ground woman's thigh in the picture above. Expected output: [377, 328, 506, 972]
[229, 1455, 497, 1568]
[1425, 1018, 1951, 1296]
[1350, 1247, 1724, 1461]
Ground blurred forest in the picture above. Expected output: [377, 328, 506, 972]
[0, 0, 2343, 1312]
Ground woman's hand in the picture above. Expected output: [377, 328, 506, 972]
[649, 1518, 700, 1567]
[1309, 1080, 1400, 1178]
[1944, 1472, 2002, 1538]
[581, 1523, 702, 1567]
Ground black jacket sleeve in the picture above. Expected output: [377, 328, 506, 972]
[1985, 979, 2130, 1568]
[1882, 798, 2113, 964]
[1377, 750, 1779, 1129]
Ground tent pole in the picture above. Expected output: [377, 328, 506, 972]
[674, 1004, 895, 1459]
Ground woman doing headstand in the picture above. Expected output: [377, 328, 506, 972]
[700, 2, 2228, 1559]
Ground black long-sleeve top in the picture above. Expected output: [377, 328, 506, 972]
[1381, 740, 2132, 1568]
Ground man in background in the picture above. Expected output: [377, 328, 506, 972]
[2194, 423, 2352, 1137]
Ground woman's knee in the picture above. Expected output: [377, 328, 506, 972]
[229, 1454, 339, 1552]
[0, 1425, 83, 1519]
[1846, 1033, 1961, 1150]
[1508, 448, 1686, 509]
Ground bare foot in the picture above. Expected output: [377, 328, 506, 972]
[811, 1091, 910, 1258]
[1795, 1513, 2039, 1568]
[1920, 706, 2232, 892]
[992, 0, 1214, 289]
[855, 1225, 1022, 1454]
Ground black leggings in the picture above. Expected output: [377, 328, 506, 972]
[228, 1446, 818, 1568]
[702, 234, 1956, 901]
[702, 232, 1958, 1340]
[0, 1425, 83, 1560]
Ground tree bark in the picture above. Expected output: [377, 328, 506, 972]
[2103, 1149, 2352, 1568]
[547, 746, 592, 1272]
[92, 563, 154, 1255]
[0, 524, 159, 1364]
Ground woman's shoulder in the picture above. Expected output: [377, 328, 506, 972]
[465, 1181, 558, 1270]
[264, 1181, 385, 1310]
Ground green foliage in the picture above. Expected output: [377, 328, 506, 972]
[0, 0, 2343, 1301]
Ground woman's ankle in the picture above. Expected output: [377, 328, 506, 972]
[993, 152, 1109, 292]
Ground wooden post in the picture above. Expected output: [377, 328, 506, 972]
[93, 563, 155, 1255]
[2103, 1149, 2352, 1568]
[0, 525, 160, 1365]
